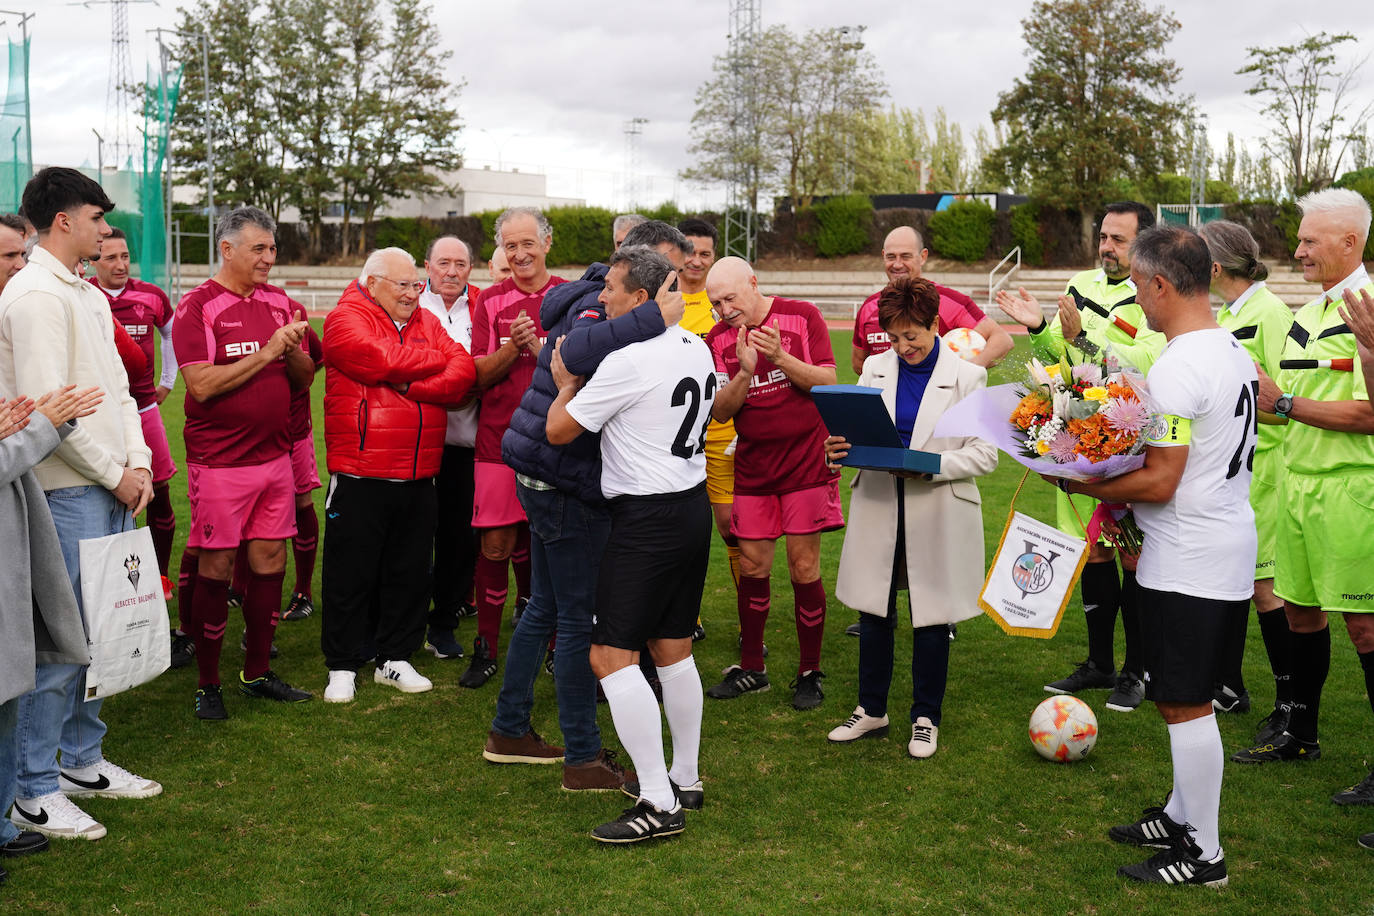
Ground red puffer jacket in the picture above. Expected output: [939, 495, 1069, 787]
[323, 280, 476, 480]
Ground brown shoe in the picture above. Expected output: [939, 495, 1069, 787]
[482, 729, 565, 764]
[562, 749, 635, 791]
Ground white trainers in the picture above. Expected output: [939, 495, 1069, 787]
[9, 792, 106, 840]
[908, 717, 939, 759]
[827, 707, 890, 743]
[324, 670, 357, 703]
[58, 759, 162, 799]
[374, 659, 432, 693]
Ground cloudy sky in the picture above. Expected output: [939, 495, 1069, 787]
[11, 0, 1374, 209]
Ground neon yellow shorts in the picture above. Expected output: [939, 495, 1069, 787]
[1275, 471, 1374, 613]
[1250, 471, 1278, 581]
[704, 420, 735, 506]
[1054, 489, 1105, 544]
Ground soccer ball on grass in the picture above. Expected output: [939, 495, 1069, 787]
[1029, 695, 1098, 762]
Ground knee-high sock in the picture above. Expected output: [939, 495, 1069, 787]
[242, 569, 284, 680]
[793, 578, 827, 676]
[601, 666, 674, 812]
[1287, 625, 1331, 742]
[1080, 560, 1121, 672]
[230, 542, 250, 597]
[1360, 649, 1374, 718]
[1119, 568, 1143, 677]
[147, 483, 176, 577]
[657, 657, 703, 787]
[177, 549, 199, 634]
[1257, 607, 1294, 704]
[738, 575, 770, 671]
[474, 554, 508, 655]
[511, 524, 531, 602]
[726, 543, 742, 589]
[293, 503, 319, 598]
[193, 575, 230, 688]
[1165, 714, 1225, 861]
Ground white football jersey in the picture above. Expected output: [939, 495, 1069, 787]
[566, 324, 716, 498]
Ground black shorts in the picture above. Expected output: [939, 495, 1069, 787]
[1138, 586, 1246, 704]
[593, 483, 711, 651]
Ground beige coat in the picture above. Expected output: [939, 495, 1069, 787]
[835, 346, 997, 627]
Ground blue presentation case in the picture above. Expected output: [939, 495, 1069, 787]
[812, 384, 942, 475]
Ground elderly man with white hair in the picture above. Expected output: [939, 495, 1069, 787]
[319, 247, 477, 703]
[1232, 189, 1374, 797]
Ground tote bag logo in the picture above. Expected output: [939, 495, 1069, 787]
[123, 554, 141, 591]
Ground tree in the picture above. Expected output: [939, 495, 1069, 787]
[983, 0, 1190, 255]
[1238, 32, 1374, 195]
[852, 106, 991, 194]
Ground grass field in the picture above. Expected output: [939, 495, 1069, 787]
[5, 331, 1373, 914]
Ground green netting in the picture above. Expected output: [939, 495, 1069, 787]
[139, 62, 181, 292]
[0, 36, 31, 214]
[1159, 205, 1226, 228]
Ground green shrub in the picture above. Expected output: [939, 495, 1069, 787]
[807, 194, 873, 258]
[546, 205, 616, 265]
[1335, 168, 1374, 260]
[1009, 203, 1044, 266]
[374, 217, 432, 258]
[929, 200, 995, 262]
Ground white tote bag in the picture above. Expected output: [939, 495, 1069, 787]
[79, 526, 171, 701]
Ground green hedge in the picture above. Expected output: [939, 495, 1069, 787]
[806, 194, 873, 258]
[929, 200, 995, 262]
[1009, 203, 1044, 266]
[1335, 168, 1374, 260]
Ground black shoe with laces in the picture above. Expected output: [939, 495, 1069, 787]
[1118, 838, 1228, 887]
[170, 631, 196, 669]
[790, 670, 825, 710]
[705, 666, 770, 699]
[1044, 659, 1116, 694]
[1212, 684, 1251, 714]
[238, 669, 312, 702]
[1231, 731, 1320, 764]
[456, 601, 478, 619]
[590, 800, 685, 844]
[282, 592, 314, 621]
[692, 622, 706, 642]
[621, 776, 704, 810]
[1332, 768, 1374, 806]
[194, 684, 228, 720]
[1105, 673, 1145, 712]
[1108, 804, 1191, 848]
[459, 637, 497, 688]
[1253, 701, 1292, 745]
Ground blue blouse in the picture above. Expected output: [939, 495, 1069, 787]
[894, 338, 940, 448]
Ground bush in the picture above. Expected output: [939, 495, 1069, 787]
[806, 194, 873, 258]
[1009, 203, 1044, 266]
[1336, 168, 1374, 260]
[546, 205, 616, 265]
[928, 200, 995, 262]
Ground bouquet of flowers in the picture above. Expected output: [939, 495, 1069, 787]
[1010, 353, 1150, 466]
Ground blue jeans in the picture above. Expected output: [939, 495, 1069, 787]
[15, 486, 131, 797]
[0, 698, 20, 844]
[491, 482, 609, 765]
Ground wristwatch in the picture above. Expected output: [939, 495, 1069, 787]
[1274, 392, 1295, 419]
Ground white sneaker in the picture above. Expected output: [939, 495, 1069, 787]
[908, 717, 939, 759]
[324, 670, 357, 703]
[374, 659, 432, 693]
[827, 707, 890, 743]
[59, 758, 162, 799]
[9, 792, 106, 840]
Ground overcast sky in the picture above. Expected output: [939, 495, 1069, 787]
[10, 1, 1374, 209]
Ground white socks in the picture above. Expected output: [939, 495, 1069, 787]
[1164, 713, 1224, 860]
[599, 666, 675, 812]
[656, 656, 703, 789]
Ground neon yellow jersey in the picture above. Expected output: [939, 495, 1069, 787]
[1277, 280, 1374, 475]
[680, 289, 717, 338]
[1218, 282, 1292, 460]
[1027, 269, 1166, 373]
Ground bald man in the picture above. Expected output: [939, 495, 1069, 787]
[851, 227, 1012, 375]
[703, 257, 841, 710]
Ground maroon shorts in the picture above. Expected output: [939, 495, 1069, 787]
[291, 434, 321, 495]
[472, 461, 527, 529]
[731, 479, 844, 541]
[186, 454, 296, 549]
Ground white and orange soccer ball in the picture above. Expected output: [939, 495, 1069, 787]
[943, 327, 986, 361]
[1029, 695, 1099, 762]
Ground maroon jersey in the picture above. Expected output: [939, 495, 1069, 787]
[852, 284, 985, 360]
[705, 297, 837, 496]
[94, 278, 173, 409]
[288, 300, 323, 442]
[470, 275, 565, 463]
[172, 279, 302, 467]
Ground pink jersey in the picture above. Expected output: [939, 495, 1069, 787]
[94, 278, 173, 409]
[852, 285, 985, 359]
[470, 275, 565, 463]
[172, 279, 301, 468]
[288, 300, 323, 442]
[705, 297, 837, 496]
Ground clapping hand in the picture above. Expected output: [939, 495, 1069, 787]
[995, 287, 1045, 329]
[1057, 294, 1082, 339]
[0, 395, 34, 440]
[747, 319, 784, 364]
[35, 385, 104, 429]
[1339, 287, 1374, 365]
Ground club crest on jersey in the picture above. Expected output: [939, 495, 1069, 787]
[225, 341, 261, 358]
[1011, 542, 1059, 599]
[123, 554, 141, 591]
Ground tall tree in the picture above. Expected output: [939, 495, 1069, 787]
[983, 0, 1190, 254]
[1238, 31, 1374, 195]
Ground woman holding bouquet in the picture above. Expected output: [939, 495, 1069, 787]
[823, 277, 997, 758]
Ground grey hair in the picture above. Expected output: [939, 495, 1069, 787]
[426, 235, 471, 262]
[494, 206, 552, 248]
[1198, 220, 1269, 283]
[1297, 187, 1372, 246]
[608, 245, 674, 298]
[613, 213, 647, 237]
[216, 206, 276, 245]
[621, 219, 692, 258]
[1129, 224, 1212, 298]
[359, 246, 416, 285]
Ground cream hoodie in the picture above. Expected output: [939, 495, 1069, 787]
[0, 245, 151, 491]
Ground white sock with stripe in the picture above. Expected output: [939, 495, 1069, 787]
[1165, 713, 1224, 861]
[657, 656, 703, 788]
[600, 665, 676, 812]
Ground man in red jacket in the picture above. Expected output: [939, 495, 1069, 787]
[320, 247, 477, 703]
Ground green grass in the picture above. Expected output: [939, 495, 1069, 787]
[7, 331, 1373, 914]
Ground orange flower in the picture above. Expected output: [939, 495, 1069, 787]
[1011, 393, 1052, 430]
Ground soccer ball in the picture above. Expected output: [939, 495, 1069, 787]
[943, 327, 987, 361]
[1029, 695, 1099, 762]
